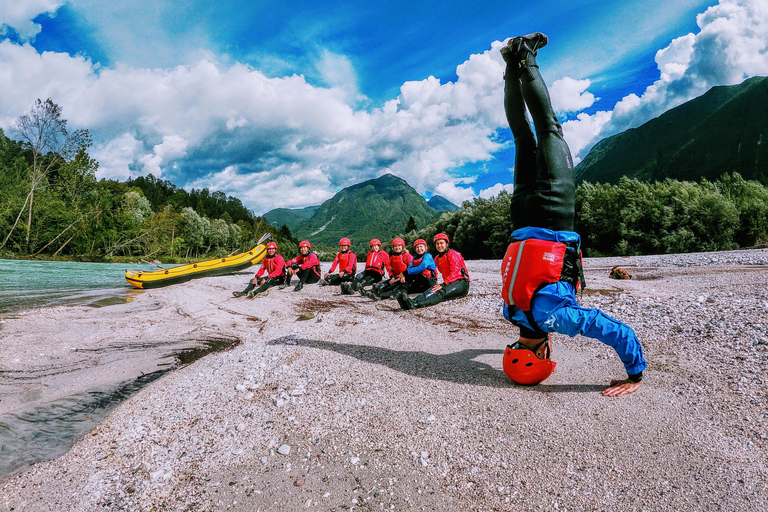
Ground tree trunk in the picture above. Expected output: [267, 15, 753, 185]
[0, 191, 32, 250]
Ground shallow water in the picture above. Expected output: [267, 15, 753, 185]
[0, 336, 240, 480]
[0, 259, 160, 315]
[0, 259, 241, 480]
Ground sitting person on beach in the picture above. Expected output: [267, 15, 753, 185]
[232, 241, 285, 298]
[361, 238, 413, 300]
[321, 237, 357, 286]
[498, 32, 646, 396]
[396, 233, 469, 309]
[282, 240, 321, 291]
[340, 239, 390, 295]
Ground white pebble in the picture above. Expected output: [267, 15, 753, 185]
[277, 444, 291, 455]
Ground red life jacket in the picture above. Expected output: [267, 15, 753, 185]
[389, 252, 413, 277]
[290, 252, 321, 276]
[365, 250, 390, 275]
[331, 250, 357, 274]
[501, 239, 583, 311]
[435, 249, 469, 284]
[410, 255, 433, 279]
[257, 253, 286, 278]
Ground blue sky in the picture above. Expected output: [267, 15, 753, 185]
[1, 0, 767, 213]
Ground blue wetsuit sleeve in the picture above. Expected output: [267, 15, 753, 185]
[407, 253, 435, 275]
[547, 305, 647, 376]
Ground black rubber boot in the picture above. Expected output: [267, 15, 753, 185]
[502, 32, 548, 82]
[294, 282, 303, 292]
[340, 282, 353, 295]
[396, 292, 415, 310]
[233, 283, 256, 297]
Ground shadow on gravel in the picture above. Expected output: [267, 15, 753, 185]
[269, 335, 509, 387]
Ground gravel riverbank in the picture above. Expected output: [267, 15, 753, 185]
[1, 250, 767, 511]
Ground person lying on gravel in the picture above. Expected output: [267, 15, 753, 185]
[281, 241, 321, 291]
[321, 237, 357, 286]
[232, 241, 285, 298]
[396, 233, 469, 309]
[499, 33, 647, 396]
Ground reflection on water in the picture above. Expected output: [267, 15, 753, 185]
[0, 336, 240, 481]
[0, 259, 157, 314]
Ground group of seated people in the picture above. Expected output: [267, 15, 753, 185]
[232, 234, 470, 310]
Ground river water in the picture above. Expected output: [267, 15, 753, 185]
[0, 258, 240, 480]
[0, 258, 158, 315]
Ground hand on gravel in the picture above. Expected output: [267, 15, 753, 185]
[601, 379, 642, 397]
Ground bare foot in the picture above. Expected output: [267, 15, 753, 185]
[601, 379, 642, 397]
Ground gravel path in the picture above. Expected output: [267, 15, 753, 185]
[1, 250, 767, 511]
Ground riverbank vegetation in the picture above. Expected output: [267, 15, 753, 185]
[2, 99, 767, 262]
[0, 100, 295, 262]
[406, 174, 768, 259]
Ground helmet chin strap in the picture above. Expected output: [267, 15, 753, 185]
[532, 335, 551, 359]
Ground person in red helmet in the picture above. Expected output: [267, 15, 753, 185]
[396, 233, 469, 309]
[233, 241, 286, 298]
[282, 240, 321, 291]
[321, 237, 357, 286]
[361, 238, 413, 300]
[341, 238, 390, 295]
[499, 32, 646, 395]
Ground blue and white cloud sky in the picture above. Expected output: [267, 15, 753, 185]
[1, 0, 767, 214]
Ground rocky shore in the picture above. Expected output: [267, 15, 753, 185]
[1, 249, 767, 511]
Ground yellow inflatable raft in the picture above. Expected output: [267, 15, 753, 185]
[125, 235, 271, 289]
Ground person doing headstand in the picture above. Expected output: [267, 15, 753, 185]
[499, 32, 646, 396]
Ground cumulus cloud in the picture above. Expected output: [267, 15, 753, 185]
[567, 0, 768, 159]
[478, 182, 514, 199]
[2, 0, 766, 215]
[0, 0, 64, 41]
[434, 181, 475, 206]
[549, 77, 596, 113]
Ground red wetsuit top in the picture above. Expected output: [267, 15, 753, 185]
[287, 252, 322, 276]
[329, 250, 357, 275]
[365, 249, 390, 276]
[388, 252, 413, 278]
[435, 249, 469, 284]
[256, 253, 286, 278]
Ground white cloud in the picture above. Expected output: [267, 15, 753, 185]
[434, 181, 475, 205]
[138, 135, 189, 176]
[549, 77, 596, 113]
[0, 0, 64, 41]
[91, 133, 144, 181]
[478, 182, 514, 199]
[566, 0, 768, 159]
[3, 0, 766, 215]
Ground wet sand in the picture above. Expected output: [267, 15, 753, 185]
[1, 251, 767, 511]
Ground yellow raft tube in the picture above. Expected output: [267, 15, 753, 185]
[125, 234, 271, 289]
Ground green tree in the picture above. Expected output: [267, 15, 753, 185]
[1, 99, 91, 252]
[404, 216, 418, 233]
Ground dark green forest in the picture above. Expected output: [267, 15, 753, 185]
[403, 174, 768, 259]
[0, 100, 294, 262]
[2, 100, 767, 263]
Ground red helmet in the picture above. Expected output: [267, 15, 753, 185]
[392, 238, 405, 247]
[298, 240, 311, 248]
[339, 237, 351, 246]
[502, 340, 556, 385]
[413, 239, 427, 248]
[369, 238, 382, 246]
[266, 241, 278, 250]
[433, 233, 449, 243]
